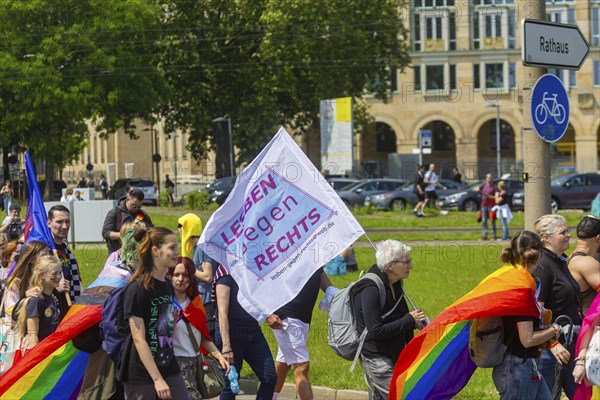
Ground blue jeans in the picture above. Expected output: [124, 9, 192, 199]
[500, 216, 510, 240]
[482, 204, 497, 239]
[538, 342, 577, 399]
[215, 323, 276, 400]
[492, 353, 552, 400]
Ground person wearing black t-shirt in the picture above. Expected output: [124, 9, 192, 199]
[412, 164, 426, 217]
[534, 214, 581, 399]
[117, 227, 189, 400]
[266, 268, 337, 400]
[214, 265, 276, 399]
[492, 231, 562, 400]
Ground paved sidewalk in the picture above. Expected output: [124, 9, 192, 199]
[235, 379, 369, 400]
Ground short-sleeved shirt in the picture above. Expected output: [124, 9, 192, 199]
[413, 172, 424, 194]
[121, 278, 179, 383]
[533, 248, 582, 325]
[424, 171, 438, 192]
[479, 183, 498, 206]
[215, 272, 259, 329]
[274, 268, 323, 324]
[193, 246, 216, 304]
[26, 293, 60, 341]
[503, 315, 541, 358]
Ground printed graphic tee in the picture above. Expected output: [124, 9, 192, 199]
[121, 278, 179, 383]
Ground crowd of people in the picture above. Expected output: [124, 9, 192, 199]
[0, 187, 599, 400]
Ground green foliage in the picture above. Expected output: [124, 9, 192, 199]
[184, 191, 211, 210]
[157, 0, 410, 166]
[158, 190, 172, 208]
[0, 0, 168, 170]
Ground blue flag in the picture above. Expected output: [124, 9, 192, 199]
[23, 152, 55, 250]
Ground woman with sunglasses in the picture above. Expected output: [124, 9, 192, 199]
[534, 214, 582, 399]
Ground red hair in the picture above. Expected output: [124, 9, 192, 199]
[167, 256, 199, 299]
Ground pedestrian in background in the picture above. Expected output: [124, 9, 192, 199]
[474, 174, 498, 240]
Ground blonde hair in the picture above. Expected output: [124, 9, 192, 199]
[15, 255, 61, 341]
[498, 181, 506, 190]
[534, 214, 566, 238]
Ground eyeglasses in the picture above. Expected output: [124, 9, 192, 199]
[391, 258, 412, 265]
[556, 229, 571, 236]
[128, 200, 143, 210]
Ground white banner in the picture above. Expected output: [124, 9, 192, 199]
[320, 97, 353, 176]
[199, 127, 364, 321]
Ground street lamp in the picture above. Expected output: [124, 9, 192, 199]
[212, 115, 234, 177]
[485, 104, 501, 178]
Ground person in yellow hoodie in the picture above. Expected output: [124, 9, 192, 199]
[177, 213, 217, 337]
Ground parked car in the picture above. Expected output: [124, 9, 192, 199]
[438, 179, 525, 211]
[327, 178, 359, 191]
[511, 173, 600, 212]
[205, 176, 236, 203]
[108, 178, 158, 206]
[337, 179, 407, 207]
[365, 179, 468, 211]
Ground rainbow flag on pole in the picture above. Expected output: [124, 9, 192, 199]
[0, 304, 101, 399]
[390, 264, 540, 400]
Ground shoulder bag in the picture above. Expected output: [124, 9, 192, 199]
[585, 326, 600, 387]
[184, 319, 224, 398]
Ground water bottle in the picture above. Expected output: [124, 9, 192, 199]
[228, 365, 240, 394]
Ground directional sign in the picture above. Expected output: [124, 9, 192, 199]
[531, 74, 569, 143]
[522, 19, 589, 70]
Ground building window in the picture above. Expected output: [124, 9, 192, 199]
[450, 64, 456, 89]
[568, 70, 577, 88]
[390, 67, 398, 92]
[485, 63, 503, 89]
[473, 0, 515, 4]
[548, 67, 564, 84]
[472, 5, 513, 49]
[593, 7, 600, 46]
[508, 10, 516, 48]
[547, 11, 562, 23]
[474, 64, 481, 89]
[426, 65, 444, 90]
[413, 66, 421, 91]
[509, 63, 516, 89]
[413, 13, 421, 51]
[473, 11, 480, 49]
[448, 12, 456, 50]
[413, 2, 456, 52]
[567, 8, 575, 24]
[594, 60, 600, 87]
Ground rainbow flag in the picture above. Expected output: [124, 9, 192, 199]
[390, 264, 540, 400]
[0, 304, 102, 399]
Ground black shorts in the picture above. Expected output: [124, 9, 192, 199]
[426, 190, 438, 200]
[416, 192, 425, 201]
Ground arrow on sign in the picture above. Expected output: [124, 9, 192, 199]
[522, 19, 589, 70]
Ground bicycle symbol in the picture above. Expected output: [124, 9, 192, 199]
[534, 92, 566, 125]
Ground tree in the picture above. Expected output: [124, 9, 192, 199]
[0, 0, 169, 198]
[158, 0, 410, 170]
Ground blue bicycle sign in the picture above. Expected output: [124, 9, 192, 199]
[531, 74, 569, 143]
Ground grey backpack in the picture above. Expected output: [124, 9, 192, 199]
[327, 273, 403, 371]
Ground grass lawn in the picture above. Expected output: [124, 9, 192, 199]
[3, 205, 587, 398]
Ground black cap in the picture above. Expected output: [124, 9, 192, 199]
[576, 215, 600, 239]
